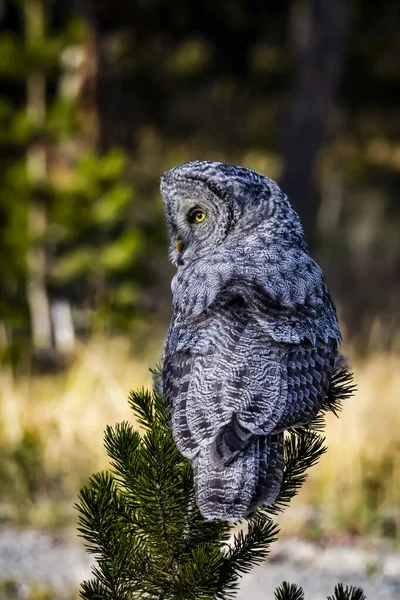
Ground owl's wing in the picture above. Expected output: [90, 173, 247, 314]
[164, 297, 287, 454]
[163, 302, 283, 456]
[164, 284, 337, 465]
[210, 335, 337, 467]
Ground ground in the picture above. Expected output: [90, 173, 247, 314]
[0, 527, 399, 599]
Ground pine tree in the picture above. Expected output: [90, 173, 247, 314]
[0, 0, 143, 364]
[76, 367, 366, 600]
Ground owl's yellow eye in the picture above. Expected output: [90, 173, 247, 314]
[188, 208, 207, 224]
[194, 212, 206, 223]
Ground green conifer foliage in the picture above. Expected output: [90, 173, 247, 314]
[0, 0, 143, 361]
[76, 368, 366, 600]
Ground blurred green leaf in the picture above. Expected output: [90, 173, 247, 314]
[91, 185, 133, 226]
[100, 231, 143, 271]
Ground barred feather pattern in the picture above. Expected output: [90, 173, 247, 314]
[161, 161, 341, 521]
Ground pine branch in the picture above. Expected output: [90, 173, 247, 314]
[323, 368, 356, 415]
[76, 472, 152, 600]
[213, 516, 280, 599]
[307, 368, 356, 431]
[103, 421, 141, 486]
[275, 582, 305, 600]
[226, 516, 279, 575]
[128, 387, 159, 429]
[327, 584, 367, 600]
[273, 582, 367, 600]
[76, 471, 120, 557]
[128, 375, 170, 431]
[167, 543, 227, 600]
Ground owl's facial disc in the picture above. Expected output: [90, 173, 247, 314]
[164, 178, 232, 266]
[175, 207, 207, 256]
[172, 201, 210, 264]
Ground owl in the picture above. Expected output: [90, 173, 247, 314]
[160, 161, 341, 522]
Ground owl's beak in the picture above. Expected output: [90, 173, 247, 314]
[175, 238, 183, 253]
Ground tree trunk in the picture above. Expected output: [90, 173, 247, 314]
[281, 0, 347, 247]
[24, 0, 53, 358]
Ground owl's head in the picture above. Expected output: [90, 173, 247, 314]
[160, 161, 306, 266]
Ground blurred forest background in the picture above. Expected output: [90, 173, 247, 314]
[0, 0, 399, 543]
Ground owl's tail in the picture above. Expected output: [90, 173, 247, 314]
[193, 433, 284, 522]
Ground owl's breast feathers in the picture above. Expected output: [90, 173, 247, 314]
[163, 243, 341, 521]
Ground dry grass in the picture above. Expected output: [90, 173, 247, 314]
[0, 337, 399, 539]
[0, 336, 160, 528]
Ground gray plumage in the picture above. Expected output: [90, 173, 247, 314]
[160, 161, 341, 522]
